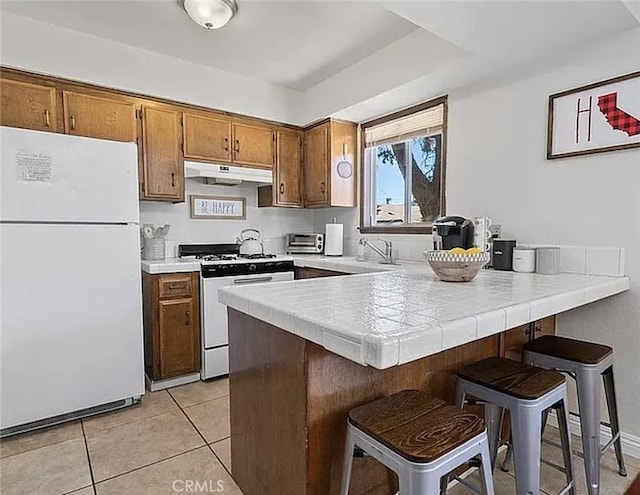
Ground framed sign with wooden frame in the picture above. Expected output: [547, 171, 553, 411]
[190, 195, 246, 220]
[547, 71, 640, 159]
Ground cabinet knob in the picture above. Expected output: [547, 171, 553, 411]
[171, 172, 176, 188]
[235, 139, 240, 154]
[223, 137, 229, 152]
[279, 183, 284, 194]
[44, 110, 51, 128]
[185, 310, 191, 326]
[320, 181, 325, 195]
[69, 114, 76, 131]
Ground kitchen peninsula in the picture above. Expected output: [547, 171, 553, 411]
[219, 262, 629, 495]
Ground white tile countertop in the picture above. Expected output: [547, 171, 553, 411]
[219, 256, 630, 369]
[141, 258, 200, 274]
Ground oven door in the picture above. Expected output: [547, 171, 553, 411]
[201, 271, 294, 365]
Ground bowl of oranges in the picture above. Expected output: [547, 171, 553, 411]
[423, 247, 490, 282]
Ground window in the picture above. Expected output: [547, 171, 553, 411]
[360, 96, 447, 233]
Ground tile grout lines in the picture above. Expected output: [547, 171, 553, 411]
[77, 389, 223, 489]
[166, 388, 233, 478]
[90, 445, 207, 487]
[79, 420, 97, 495]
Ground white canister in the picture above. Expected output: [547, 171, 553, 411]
[512, 247, 536, 273]
[164, 240, 178, 259]
[536, 247, 560, 275]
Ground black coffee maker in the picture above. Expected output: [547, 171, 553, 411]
[432, 216, 475, 250]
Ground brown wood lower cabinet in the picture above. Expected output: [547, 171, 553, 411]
[142, 272, 200, 381]
[228, 310, 557, 495]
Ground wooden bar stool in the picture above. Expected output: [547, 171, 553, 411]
[455, 357, 575, 495]
[340, 390, 495, 495]
[523, 335, 627, 495]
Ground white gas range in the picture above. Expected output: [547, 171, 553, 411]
[178, 244, 295, 379]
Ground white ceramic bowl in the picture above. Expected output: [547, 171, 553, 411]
[423, 250, 490, 282]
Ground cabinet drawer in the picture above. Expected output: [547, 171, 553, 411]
[159, 274, 194, 298]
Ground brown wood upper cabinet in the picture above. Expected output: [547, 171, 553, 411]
[0, 79, 58, 132]
[258, 129, 303, 208]
[182, 112, 232, 163]
[62, 91, 136, 142]
[140, 105, 184, 202]
[275, 129, 302, 205]
[232, 122, 275, 169]
[303, 120, 357, 208]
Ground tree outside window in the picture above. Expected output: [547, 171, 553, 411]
[362, 97, 446, 232]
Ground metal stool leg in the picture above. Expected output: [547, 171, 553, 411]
[555, 393, 576, 495]
[602, 366, 627, 477]
[479, 437, 496, 495]
[485, 403, 503, 470]
[340, 426, 356, 495]
[511, 405, 542, 495]
[500, 407, 550, 473]
[576, 367, 602, 495]
[402, 467, 440, 494]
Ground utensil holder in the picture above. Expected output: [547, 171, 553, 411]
[143, 238, 165, 261]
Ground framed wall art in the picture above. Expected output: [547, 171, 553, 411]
[547, 71, 640, 159]
[190, 195, 246, 220]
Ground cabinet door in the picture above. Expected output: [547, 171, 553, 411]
[183, 113, 232, 163]
[0, 79, 57, 132]
[62, 91, 135, 142]
[303, 124, 329, 207]
[502, 317, 555, 361]
[140, 106, 184, 202]
[232, 122, 274, 169]
[274, 130, 302, 206]
[158, 298, 199, 379]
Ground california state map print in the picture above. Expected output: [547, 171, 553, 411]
[548, 71, 640, 158]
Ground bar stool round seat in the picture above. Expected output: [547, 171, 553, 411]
[340, 390, 495, 494]
[523, 335, 627, 495]
[455, 357, 575, 495]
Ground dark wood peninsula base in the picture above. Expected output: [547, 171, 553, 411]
[228, 308, 555, 495]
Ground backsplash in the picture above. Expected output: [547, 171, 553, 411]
[311, 209, 626, 276]
[139, 180, 314, 255]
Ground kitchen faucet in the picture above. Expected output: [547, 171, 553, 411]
[359, 238, 395, 264]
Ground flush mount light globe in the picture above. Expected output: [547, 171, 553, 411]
[183, 0, 238, 30]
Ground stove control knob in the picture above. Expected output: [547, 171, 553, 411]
[249, 264, 257, 272]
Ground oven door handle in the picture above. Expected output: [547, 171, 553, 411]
[233, 276, 273, 285]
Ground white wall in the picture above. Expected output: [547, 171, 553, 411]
[0, 12, 303, 124]
[315, 27, 640, 437]
[449, 29, 640, 436]
[140, 180, 314, 255]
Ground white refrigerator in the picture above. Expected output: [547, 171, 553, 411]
[0, 126, 145, 435]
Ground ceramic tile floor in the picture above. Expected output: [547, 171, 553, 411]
[1, 378, 639, 495]
[449, 427, 640, 495]
[0, 377, 238, 495]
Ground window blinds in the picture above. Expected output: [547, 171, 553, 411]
[364, 104, 444, 148]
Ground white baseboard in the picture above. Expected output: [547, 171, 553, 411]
[547, 411, 640, 461]
[145, 372, 200, 392]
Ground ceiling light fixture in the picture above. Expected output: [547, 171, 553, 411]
[183, 0, 238, 30]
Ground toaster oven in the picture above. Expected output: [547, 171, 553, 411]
[286, 233, 324, 254]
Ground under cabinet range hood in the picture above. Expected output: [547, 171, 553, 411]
[184, 161, 272, 186]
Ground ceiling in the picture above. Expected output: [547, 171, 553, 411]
[1, 0, 639, 123]
[0, 0, 418, 91]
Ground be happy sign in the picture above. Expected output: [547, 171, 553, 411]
[190, 195, 246, 220]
